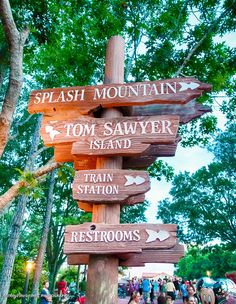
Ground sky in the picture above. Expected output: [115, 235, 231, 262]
[127, 106, 227, 278]
[128, 146, 214, 278]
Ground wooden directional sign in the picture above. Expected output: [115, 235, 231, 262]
[72, 169, 150, 203]
[71, 116, 179, 156]
[126, 100, 211, 124]
[28, 77, 211, 116]
[41, 115, 179, 157]
[66, 243, 185, 266]
[54, 140, 179, 168]
[64, 223, 177, 255]
[119, 244, 185, 266]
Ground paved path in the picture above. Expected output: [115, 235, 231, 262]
[118, 297, 184, 304]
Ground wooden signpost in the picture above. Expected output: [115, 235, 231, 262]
[28, 35, 212, 304]
[64, 223, 177, 254]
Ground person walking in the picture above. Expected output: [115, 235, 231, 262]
[180, 280, 189, 304]
[142, 278, 151, 303]
[166, 279, 176, 301]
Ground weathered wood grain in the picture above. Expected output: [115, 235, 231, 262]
[28, 78, 211, 116]
[72, 169, 150, 203]
[64, 223, 177, 254]
[66, 243, 184, 266]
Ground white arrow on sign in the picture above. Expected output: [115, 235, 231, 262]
[179, 82, 200, 92]
[145, 230, 170, 243]
[45, 125, 61, 140]
[124, 175, 146, 186]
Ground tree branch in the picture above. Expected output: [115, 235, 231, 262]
[175, 8, 230, 77]
[0, 159, 62, 212]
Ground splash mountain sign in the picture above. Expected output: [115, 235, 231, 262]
[28, 78, 211, 116]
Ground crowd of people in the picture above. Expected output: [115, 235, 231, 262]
[39, 277, 85, 304]
[125, 276, 200, 304]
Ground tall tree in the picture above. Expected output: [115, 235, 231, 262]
[157, 123, 236, 248]
[176, 245, 236, 279]
[0, 115, 42, 304]
[30, 170, 56, 304]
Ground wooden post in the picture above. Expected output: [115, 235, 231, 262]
[86, 36, 125, 304]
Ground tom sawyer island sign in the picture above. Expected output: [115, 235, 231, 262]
[72, 169, 150, 203]
[28, 77, 211, 116]
[41, 115, 179, 156]
[64, 223, 177, 255]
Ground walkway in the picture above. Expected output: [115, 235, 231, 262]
[118, 297, 183, 304]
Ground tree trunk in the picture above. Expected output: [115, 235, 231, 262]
[46, 221, 66, 292]
[0, 0, 29, 158]
[86, 35, 124, 304]
[30, 169, 57, 304]
[0, 195, 27, 304]
[0, 115, 41, 304]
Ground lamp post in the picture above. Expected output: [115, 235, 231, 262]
[22, 260, 34, 304]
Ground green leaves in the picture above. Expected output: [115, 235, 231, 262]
[176, 245, 236, 279]
[157, 124, 236, 247]
[15, 168, 41, 197]
[148, 160, 175, 181]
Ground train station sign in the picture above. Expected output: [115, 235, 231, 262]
[72, 169, 150, 203]
[28, 78, 211, 115]
[64, 223, 177, 255]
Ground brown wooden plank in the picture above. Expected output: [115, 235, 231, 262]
[78, 201, 93, 212]
[66, 244, 184, 266]
[64, 223, 177, 254]
[67, 254, 89, 265]
[71, 116, 179, 156]
[78, 193, 145, 212]
[54, 140, 179, 166]
[28, 78, 211, 116]
[119, 244, 185, 266]
[126, 100, 211, 124]
[72, 169, 150, 203]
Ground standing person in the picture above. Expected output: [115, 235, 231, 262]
[157, 294, 166, 304]
[153, 280, 159, 301]
[139, 279, 143, 296]
[128, 291, 141, 304]
[150, 280, 155, 303]
[180, 280, 189, 304]
[173, 277, 180, 298]
[142, 277, 151, 303]
[39, 281, 52, 304]
[187, 296, 196, 304]
[166, 279, 176, 301]
[187, 285, 199, 303]
[161, 279, 167, 297]
[166, 295, 173, 304]
[57, 277, 67, 296]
